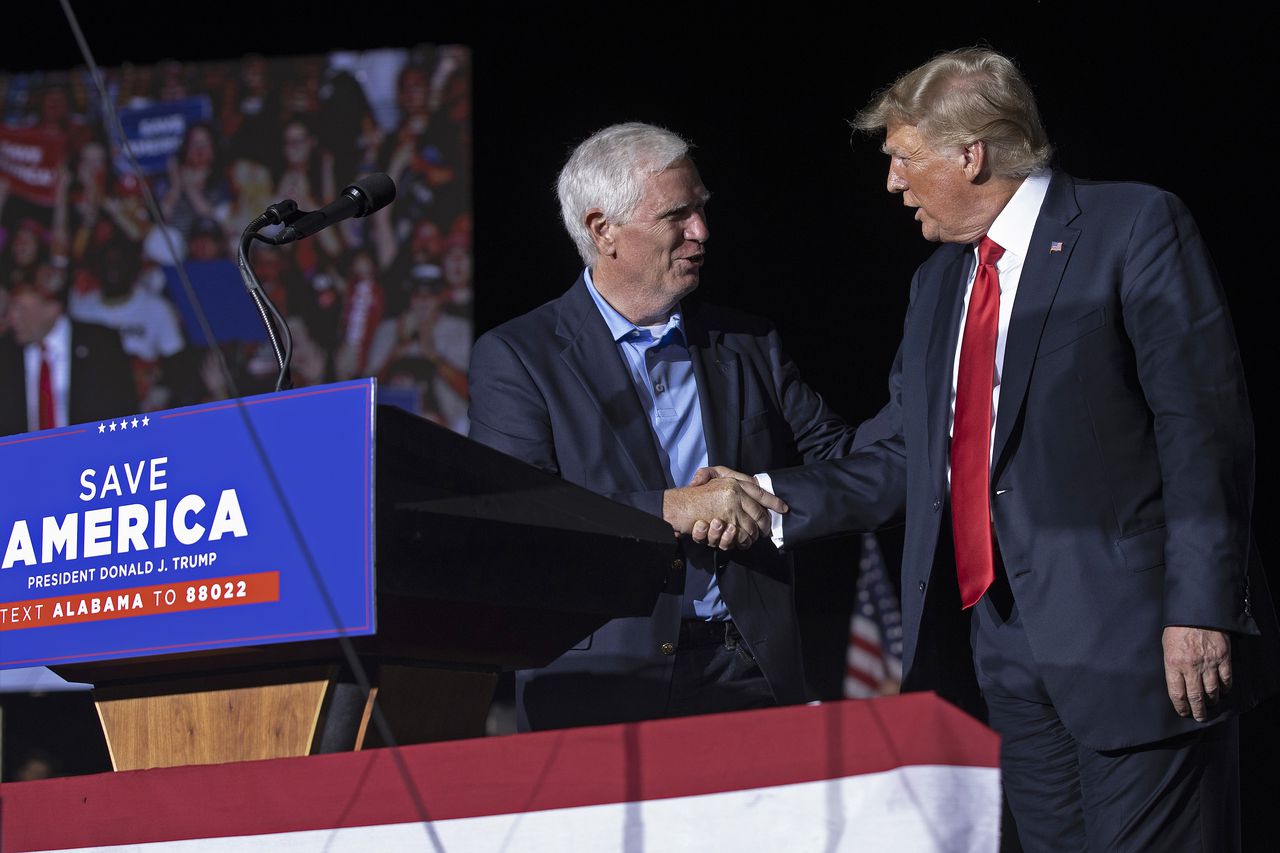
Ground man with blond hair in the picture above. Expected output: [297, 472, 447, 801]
[699, 49, 1278, 849]
[468, 122, 859, 732]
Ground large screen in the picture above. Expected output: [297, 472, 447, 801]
[1, 45, 472, 432]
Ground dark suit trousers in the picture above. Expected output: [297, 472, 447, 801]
[972, 579, 1241, 852]
[664, 619, 775, 719]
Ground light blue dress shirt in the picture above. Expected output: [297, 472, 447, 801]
[584, 269, 726, 619]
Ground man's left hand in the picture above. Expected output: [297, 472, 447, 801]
[1162, 625, 1232, 722]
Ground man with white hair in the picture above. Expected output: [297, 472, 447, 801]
[468, 122, 859, 731]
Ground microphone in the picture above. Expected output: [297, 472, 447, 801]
[277, 173, 396, 244]
[262, 198, 301, 226]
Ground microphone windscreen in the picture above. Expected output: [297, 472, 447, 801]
[346, 173, 397, 217]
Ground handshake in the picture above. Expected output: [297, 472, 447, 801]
[661, 466, 787, 551]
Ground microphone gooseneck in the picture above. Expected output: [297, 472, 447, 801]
[237, 174, 397, 391]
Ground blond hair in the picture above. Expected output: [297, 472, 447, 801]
[854, 48, 1053, 178]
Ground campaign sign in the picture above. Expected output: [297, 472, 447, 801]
[0, 126, 67, 206]
[0, 379, 376, 670]
[112, 95, 213, 176]
[164, 260, 269, 345]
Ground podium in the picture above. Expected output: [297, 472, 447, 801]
[0, 382, 674, 770]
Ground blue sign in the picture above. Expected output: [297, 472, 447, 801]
[164, 260, 269, 345]
[112, 96, 213, 176]
[0, 380, 376, 669]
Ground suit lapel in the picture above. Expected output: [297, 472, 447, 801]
[925, 250, 971, 494]
[0, 337, 27, 436]
[685, 302, 741, 468]
[991, 173, 1081, 474]
[556, 276, 670, 487]
[68, 323, 86, 425]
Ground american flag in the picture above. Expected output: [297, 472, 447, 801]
[844, 532, 904, 698]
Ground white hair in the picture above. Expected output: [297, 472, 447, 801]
[556, 122, 691, 266]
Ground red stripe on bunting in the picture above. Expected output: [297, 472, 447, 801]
[1, 692, 998, 851]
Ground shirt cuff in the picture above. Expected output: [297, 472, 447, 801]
[754, 472, 784, 550]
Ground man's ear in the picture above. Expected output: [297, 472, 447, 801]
[962, 140, 987, 182]
[586, 209, 614, 257]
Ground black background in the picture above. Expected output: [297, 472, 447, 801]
[7, 1, 1277, 845]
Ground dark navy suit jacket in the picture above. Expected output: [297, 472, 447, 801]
[768, 172, 1279, 751]
[0, 320, 139, 438]
[468, 275, 858, 731]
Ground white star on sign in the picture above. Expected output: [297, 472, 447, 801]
[132, 417, 139, 428]
[109, 421, 117, 432]
[142, 415, 150, 427]
[98, 423, 106, 433]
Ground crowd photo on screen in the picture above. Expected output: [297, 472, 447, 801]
[0, 45, 472, 433]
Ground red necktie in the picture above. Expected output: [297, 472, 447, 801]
[951, 236, 1004, 608]
[38, 344, 56, 431]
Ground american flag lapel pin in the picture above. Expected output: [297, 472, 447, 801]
[1049, 241, 1064, 253]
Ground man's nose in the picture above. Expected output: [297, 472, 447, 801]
[887, 166, 907, 194]
[686, 212, 710, 243]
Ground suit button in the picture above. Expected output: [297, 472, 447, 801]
[931, 499, 941, 512]
[661, 642, 676, 656]
[672, 558, 684, 571]
[918, 581, 926, 593]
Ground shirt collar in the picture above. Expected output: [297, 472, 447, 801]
[984, 169, 1051, 263]
[28, 314, 70, 358]
[583, 267, 684, 344]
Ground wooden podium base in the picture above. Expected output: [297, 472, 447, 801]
[93, 663, 497, 771]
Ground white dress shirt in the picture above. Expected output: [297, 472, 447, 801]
[947, 170, 1051, 467]
[23, 314, 72, 432]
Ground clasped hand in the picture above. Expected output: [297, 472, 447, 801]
[662, 466, 785, 551]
